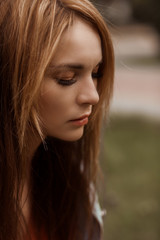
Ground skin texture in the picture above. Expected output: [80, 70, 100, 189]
[40, 18, 102, 141]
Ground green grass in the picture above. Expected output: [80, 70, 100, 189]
[99, 115, 160, 240]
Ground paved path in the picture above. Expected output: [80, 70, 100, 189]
[111, 65, 160, 119]
[110, 25, 160, 120]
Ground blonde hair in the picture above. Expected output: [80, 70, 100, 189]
[0, 0, 114, 239]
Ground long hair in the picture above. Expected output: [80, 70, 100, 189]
[0, 0, 114, 239]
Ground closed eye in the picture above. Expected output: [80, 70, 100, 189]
[56, 78, 77, 86]
[92, 72, 103, 79]
[92, 61, 103, 80]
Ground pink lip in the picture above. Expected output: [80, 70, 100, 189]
[69, 114, 90, 126]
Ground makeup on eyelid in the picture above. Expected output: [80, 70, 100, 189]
[55, 72, 102, 86]
[46, 63, 103, 87]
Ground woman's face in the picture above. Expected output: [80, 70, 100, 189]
[40, 18, 102, 141]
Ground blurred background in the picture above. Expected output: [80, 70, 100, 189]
[91, 0, 160, 239]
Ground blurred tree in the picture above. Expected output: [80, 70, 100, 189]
[131, 0, 160, 33]
[92, 0, 160, 55]
[92, 0, 160, 33]
[92, 0, 132, 25]
[92, 0, 113, 4]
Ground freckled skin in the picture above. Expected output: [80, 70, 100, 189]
[40, 18, 102, 141]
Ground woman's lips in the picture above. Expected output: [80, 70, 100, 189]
[69, 114, 90, 126]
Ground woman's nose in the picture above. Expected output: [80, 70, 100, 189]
[76, 77, 99, 106]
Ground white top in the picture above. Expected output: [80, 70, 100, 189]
[89, 182, 107, 229]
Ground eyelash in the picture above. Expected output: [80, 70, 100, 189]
[56, 78, 76, 86]
[92, 72, 103, 79]
[56, 72, 103, 86]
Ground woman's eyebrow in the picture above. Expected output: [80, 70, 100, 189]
[50, 64, 84, 70]
[49, 60, 103, 71]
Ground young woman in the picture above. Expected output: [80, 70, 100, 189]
[0, 0, 114, 239]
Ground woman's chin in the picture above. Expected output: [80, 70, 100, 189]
[48, 127, 84, 142]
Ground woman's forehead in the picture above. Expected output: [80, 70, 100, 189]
[50, 17, 102, 69]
